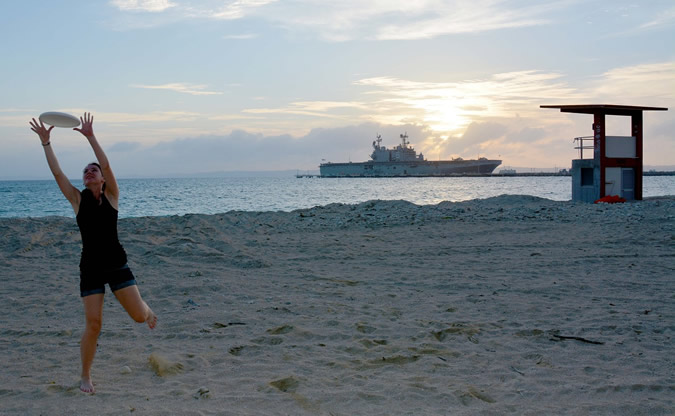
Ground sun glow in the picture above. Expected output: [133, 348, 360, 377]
[354, 71, 580, 138]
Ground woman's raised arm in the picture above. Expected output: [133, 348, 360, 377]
[30, 118, 81, 212]
[74, 112, 120, 203]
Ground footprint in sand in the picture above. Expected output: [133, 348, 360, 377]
[356, 323, 376, 334]
[269, 376, 299, 393]
[368, 355, 420, 366]
[267, 324, 294, 335]
[269, 377, 320, 412]
[46, 383, 80, 396]
[229, 346, 245, 356]
[457, 386, 496, 405]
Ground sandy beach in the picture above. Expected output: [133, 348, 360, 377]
[0, 195, 673, 415]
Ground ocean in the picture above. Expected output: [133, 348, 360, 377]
[1, 176, 673, 218]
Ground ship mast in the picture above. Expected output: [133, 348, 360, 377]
[372, 133, 382, 149]
[400, 132, 409, 148]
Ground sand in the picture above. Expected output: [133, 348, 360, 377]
[0, 195, 673, 415]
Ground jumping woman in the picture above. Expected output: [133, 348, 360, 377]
[30, 112, 157, 393]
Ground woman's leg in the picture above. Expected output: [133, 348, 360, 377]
[81, 294, 104, 393]
[113, 285, 157, 329]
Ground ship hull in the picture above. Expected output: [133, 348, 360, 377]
[320, 160, 501, 177]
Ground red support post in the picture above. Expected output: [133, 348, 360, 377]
[594, 113, 606, 197]
[632, 112, 643, 200]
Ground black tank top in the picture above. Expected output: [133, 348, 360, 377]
[76, 189, 127, 272]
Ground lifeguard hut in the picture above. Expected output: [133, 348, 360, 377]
[541, 104, 668, 202]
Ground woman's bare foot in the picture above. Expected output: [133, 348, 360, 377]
[146, 308, 157, 329]
[80, 377, 95, 393]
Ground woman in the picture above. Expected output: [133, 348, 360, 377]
[29, 112, 157, 393]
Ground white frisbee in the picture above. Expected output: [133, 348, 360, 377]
[39, 111, 81, 128]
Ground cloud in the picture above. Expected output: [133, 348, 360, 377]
[131, 83, 223, 95]
[595, 62, 675, 102]
[353, 70, 583, 133]
[462, 121, 509, 144]
[110, 0, 278, 19]
[96, 117, 588, 177]
[434, 121, 508, 157]
[373, 1, 555, 40]
[638, 6, 675, 30]
[106, 1, 675, 47]
[222, 33, 259, 40]
[110, 0, 176, 12]
[428, 117, 580, 168]
[109, 141, 142, 152]
[263, 0, 565, 41]
[0, 108, 37, 113]
[203, 0, 279, 20]
[96, 60, 674, 145]
[107, 0, 572, 40]
[93, 122, 431, 175]
[0, 114, 36, 127]
[70, 110, 204, 123]
[244, 101, 369, 118]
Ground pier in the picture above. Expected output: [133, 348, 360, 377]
[297, 171, 672, 178]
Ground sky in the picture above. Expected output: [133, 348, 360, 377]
[1, 0, 673, 179]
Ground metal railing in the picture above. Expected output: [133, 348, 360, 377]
[573, 136, 594, 159]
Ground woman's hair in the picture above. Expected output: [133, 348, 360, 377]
[87, 162, 102, 171]
[84, 162, 106, 191]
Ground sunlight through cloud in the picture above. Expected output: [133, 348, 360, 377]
[354, 71, 582, 134]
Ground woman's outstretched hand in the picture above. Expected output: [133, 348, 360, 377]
[29, 118, 54, 145]
[73, 112, 94, 137]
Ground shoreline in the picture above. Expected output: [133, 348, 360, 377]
[1, 193, 674, 221]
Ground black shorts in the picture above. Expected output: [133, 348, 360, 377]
[80, 264, 137, 297]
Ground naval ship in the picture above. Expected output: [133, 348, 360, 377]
[319, 133, 501, 177]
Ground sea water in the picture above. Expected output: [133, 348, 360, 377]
[1, 176, 673, 218]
